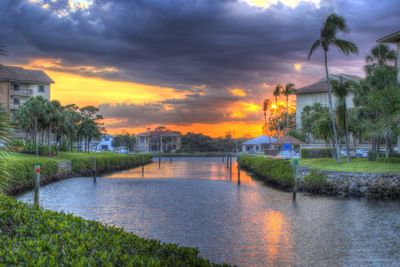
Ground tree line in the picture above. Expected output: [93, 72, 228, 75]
[16, 96, 104, 155]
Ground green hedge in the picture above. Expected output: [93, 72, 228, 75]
[238, 155, 293, 188]
[0, 195, 225, 266]
[5, 157, 59, 194]
[368, 152, 400, 161]
[300, 149, 332, 158]
[376, 157, 400, 164]
[58, 152, 152, 174]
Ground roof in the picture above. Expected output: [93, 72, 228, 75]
[296, 74, 362, 94]
[0, 65, 54, 84]
[276, 136, 305, 145]
[377, 31, 400, 43]
[243, 135, 277, 145]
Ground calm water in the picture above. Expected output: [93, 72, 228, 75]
[17, 157, 400, 266]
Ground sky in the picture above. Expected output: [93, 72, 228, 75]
[0, 0, 399, 137]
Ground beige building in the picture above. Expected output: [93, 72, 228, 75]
[377, 30, 400, 83]
[0, 65, 54, 121]
[295, 73, 362, 130]
[136, 128, 182, 153]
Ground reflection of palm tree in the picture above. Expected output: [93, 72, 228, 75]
[282, 83, 295, 133]
[308, 13, 358, 163]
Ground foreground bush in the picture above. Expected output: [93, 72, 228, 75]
[0, 195, 225, 266]
[300, 148, 332, 158]
[58, 152, 152, 174]
[5, 157, 59, 194]
[238, 155, 293, 188]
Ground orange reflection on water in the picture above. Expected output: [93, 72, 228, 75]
[262, 210, 293, 262]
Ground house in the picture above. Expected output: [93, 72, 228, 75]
[0, 65, 54, 120]
[95, 134, 114, 151]
[242, 135, 277, 153]
[295, 73, 362, 130]
[377, 30, 400, 83]
[136, 128, 181, 152]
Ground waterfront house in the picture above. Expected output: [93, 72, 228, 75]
[241, 135, 277, 153]
[295, 73, 362, 130]
[136, 128, 181, 152]
[96, 134, 114, 151]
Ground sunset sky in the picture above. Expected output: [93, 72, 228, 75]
[1, 0, 399, 137]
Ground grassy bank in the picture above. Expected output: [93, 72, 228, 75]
[301, 158, 400, 173]
[4, 152, 152, 194]
[0, 194, 226, 266]
[238, 155, 293, 188]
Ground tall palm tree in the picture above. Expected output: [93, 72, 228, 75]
[281, 83, 295, 133]
[332, 78, 352, 162]
[364, 44, 397, 74]
[262, 99, 270, 124]
[273, 84, 283, 106]
[308, 13, 358, 163]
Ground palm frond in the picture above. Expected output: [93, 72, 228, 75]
[332, 39, 358, 55]
[308, 39, 320, 61]
[326, 13, 348, 33]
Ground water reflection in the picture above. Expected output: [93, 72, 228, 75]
[17, 157, 400, 266]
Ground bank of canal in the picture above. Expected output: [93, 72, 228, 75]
[17, 157, 400, 266]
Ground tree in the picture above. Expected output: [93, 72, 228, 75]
[281, 83, 295, 133]
[331, 78, 353, 162]
[308, 13, 358, 163]
[45, 100, 63, 156]
[364, 44, 397, 75]
[16, 96, 48, 156]
[262, 99, 270, 124]
[113, 131, 136, 151]
[78, 106, 103, 153]
[273, 84, 282, 107]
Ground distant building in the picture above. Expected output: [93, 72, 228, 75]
[96, 134, 114, 151]
[242, 135, 277, 153]
[0, 65, 54, 120]
[377, 30, 400, 84]
[136, 128, 181, 152]
[295, 73, 362, 130]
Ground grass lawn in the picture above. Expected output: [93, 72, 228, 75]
[301, 158, 400, 173]
[6, 152, 67, 162]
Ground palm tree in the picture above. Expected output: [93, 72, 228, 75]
[332, 78, 352, 162]
[45, 100, 63, 156]
[364, 44, 397, 75]
[16, 96, 48, 156]
[273, 84, 282, 106]
[262, 99, 270, 124]
[281, 83, 295, 133]
[308, 13, 358, 163]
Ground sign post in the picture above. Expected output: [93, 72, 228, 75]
[291, 158, 299, 200]
[34, 164, 41, 207]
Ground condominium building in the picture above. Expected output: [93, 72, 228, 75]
[136, 128, 181, 152]
[0, 65, 54, 120]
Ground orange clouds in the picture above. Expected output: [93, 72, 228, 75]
[230, 88, 247, 97]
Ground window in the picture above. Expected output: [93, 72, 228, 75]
[13, 84, 20, 91]
[101, 145, 108, 150]
[13, 98, 20, 105]
[38, 85, 45, 93]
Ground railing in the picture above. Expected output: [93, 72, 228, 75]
[10, 89, 33, 96]
[9, 103, 21, 110]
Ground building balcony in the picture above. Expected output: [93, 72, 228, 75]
[10, 89, 33, 97]
[10, 103, 21, 110]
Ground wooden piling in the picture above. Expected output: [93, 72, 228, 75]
[92, 158, 97, 183]
[237, 160, 241, 185]
[34, 164, 40, 207]
[159, 156, 161, 169]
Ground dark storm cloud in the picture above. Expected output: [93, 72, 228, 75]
[0, 0, 399, 127]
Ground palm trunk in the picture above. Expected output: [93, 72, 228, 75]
[286, 95, 289, 134]
[324, 50, 341, 163]
[34, 116, 39, 156]
[343, 101, 351, 162]
[48, 124, 52, 157]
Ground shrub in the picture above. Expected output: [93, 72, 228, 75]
[0, 195, 224, 266]
[301, 148, 332, 158]
[8, 139, 24, 152]
[376, 157, 400, 164]
[238, 155, 293, 188]
[303, 169, 328, 193]
[5, 157, 59, 194]
[368, 152, 400, 161]
[58, 152, 153, 175]
[22, 142, 57, 156]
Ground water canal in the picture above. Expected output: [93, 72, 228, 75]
[17, 157, 400, 266]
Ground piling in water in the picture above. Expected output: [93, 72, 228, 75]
[92, 158, 97, 183]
